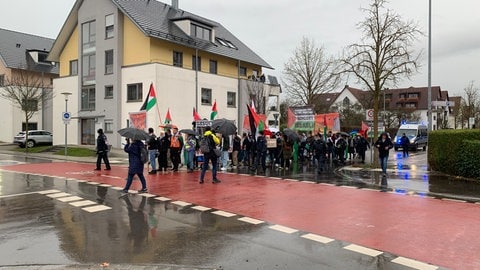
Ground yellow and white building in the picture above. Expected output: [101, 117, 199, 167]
[48, 0, 279, 147]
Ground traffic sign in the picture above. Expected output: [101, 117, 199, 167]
[366, 109, 374, 121]
[63, 112, 71, 121]
[63, 112, 71, 125]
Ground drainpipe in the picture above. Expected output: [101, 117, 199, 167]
[195, 48, 198, 112]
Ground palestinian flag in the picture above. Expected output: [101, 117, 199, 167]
[193, 107, 202, 121]
[210, 100, 217, 120]
[140, 83, 157, 111]
[164, 108, 172, 124]
[247, 104, 265, 134]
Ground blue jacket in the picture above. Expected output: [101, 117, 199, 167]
[125, 140, 145, 174]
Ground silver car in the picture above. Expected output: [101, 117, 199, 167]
[14, 130, 53, 148]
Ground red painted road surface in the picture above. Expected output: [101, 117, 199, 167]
[4, 162, 480, 269]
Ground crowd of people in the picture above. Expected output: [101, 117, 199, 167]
[95, 124, 395, 192]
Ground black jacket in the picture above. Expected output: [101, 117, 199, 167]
[375, 138, 393, 158]
[96, 134, 108, 152]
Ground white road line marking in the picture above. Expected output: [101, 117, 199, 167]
[391, 257, 439, 270]
[340, 186, 358, 189]
[139, 193, 156, 198]
[270, 177, 282, 180]
[0, 191, 41, 199]
[100, 175, 122, 179]
[191, 206, 211, 212]
[302, 181, 316, 184]
[46, 192, 71, 198]
[37, 189, 61, 194]
[212, 210, 236, 217]
[441, 198, 466, 203]
[238, 217, 264, 225]
[301, 233, 334, 244]
[343, 244, 383, 257]
[342, 167, 363, 171]
[171, 201, 192, 207]
[66, 178, 77, 181]
[86, 181, 100, 185]
[82, 205, 112, 213]
[110, 187, 123, 190]
[269, 225, 298, 234]
[128, 190, 138, 194]
[284, 179, 299, 182]
[154, 197, 171, 202]
[76, 180, 87, 183]
[99, 184, 112, 187]
[57, 196, 83, 202]
[319, 183, 335, 186]
[69, 200, 97, 207]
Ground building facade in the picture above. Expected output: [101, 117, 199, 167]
[0, 28, 58, 143]
[49, 0, 278, 147]
[315, 85, 458, 130]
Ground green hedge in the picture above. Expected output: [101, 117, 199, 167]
[428, 130, 480, 178]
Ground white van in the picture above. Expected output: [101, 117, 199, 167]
[393, 124, 428, 151]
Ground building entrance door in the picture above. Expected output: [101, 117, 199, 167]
[81, 118, 95, 145]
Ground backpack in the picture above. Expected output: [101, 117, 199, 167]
[199, 135, 213, 154]
[170, 135, 181, 148]
[140, 146, 148, 164]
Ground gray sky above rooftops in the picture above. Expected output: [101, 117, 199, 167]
[1, 0, 479, 96]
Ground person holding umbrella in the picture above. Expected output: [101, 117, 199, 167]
[117, 127, 151, 195]
[121, 137, 148, 195]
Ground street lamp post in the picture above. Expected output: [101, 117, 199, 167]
[61, 92, 72, 158]
[427, 0, 432, 131]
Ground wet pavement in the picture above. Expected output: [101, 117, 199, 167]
[1, 150, 480, 269]
[0, 170, 416, 270]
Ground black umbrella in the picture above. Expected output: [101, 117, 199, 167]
[337, 131, 350, 137]
[117, 127, 150, 141]
[212, 118, 237, 135]
[179, 129, 197, 136]
[283, 128, 301, 141]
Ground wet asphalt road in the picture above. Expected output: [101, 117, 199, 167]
[0, 169, 429, 270]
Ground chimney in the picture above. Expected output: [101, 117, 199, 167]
[172, 0, 178, 9]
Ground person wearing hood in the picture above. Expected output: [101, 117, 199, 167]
[375, 132, 393, 175]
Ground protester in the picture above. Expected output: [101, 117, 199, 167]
[252, 131, 267, 172]
[220, 135, 230, 171]
[282, 134, 293, 170]
[169, 127, 183, 172]
[121, 138, 148, 195]
[95, 128, 111, 171]
[375, 132, 394, 175]
[243, 133, 254, 167]
[275, 132, 284, 168]
[147, 127, 158, 174]
[232, 132, 241, 168]
[185, 133, 197, 173]
[355, 134, 369, 163]
[400, 133, 410, 158]
[326, 131, 335, 160]
[312, 134, 327, 173]
[157, 131, 169, 172]
[199, 126, 221, 184]
[335, 134, 347, 164]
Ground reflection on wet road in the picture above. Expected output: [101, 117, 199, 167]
[0, 171, 427, 269]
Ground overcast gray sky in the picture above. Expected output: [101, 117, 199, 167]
[1, 0, 479, 97]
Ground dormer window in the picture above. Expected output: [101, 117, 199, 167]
[216, 37, 237, 49]
[37, 52, 49, 63]
[191, 23, 211, 41]
[28, 50, 50, 65]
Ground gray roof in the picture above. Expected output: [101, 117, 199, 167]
[112, 0, 272, 69]
[0, 28, 58, 74]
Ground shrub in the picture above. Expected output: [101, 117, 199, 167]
[428, 129, 480, 178]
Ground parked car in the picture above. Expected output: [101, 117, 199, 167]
[13, 130, 53, 148]
[393, 124, 428, 151]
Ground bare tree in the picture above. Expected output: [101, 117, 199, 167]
[341, 0, 422, 165]
[246, 80, 267, 114]
[460, 81, 480, 128]
[1, 69, 53, 150]
[283, 37, 340, 110]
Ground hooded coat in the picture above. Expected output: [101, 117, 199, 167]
[125, 140, 145, 174]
